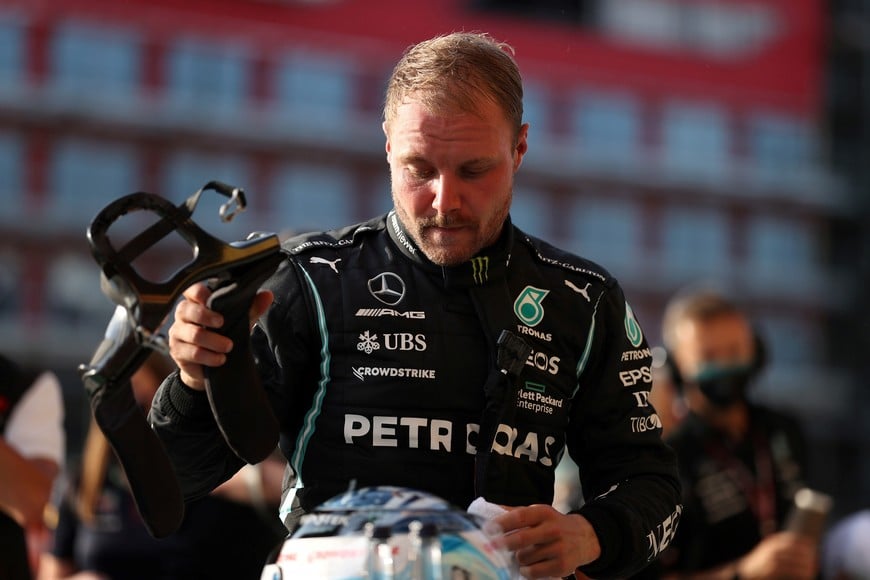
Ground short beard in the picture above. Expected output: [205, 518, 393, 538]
[392, 191, 511, 267]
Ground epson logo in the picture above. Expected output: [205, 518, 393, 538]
[619, 366, 652, 387]
[356, 308, 425, 319]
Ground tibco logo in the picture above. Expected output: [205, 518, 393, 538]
[630, 414, 662, 433]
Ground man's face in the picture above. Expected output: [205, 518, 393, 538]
[672, 313, 756, 382]
[383, 98, 528, 266]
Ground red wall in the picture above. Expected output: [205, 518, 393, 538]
[11, 0, 823, 114]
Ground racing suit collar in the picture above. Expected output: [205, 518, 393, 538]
[386, 210, 513, 289]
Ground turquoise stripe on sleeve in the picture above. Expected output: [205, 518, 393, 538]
[574, 293, 602, 397]
[290, 265, 332, 488]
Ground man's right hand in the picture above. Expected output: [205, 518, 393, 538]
[735, 531, 819, 579]
[167, 282, 273, 390]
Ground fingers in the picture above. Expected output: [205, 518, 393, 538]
[169, 315, 232, 363]
[741, 532, 820, 579]
[168, 283, 233, 390]
[168, 286, 274, 390]
[494, 506, 589, 579]
[515, 540, 577, 579]
[250, 290, 274, 325]
[181, 281, 215, 304]
[774, 535, 819, 579]
[494, 504, 551, 536]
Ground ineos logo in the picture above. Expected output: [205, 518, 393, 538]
[368, 272, 405, 306]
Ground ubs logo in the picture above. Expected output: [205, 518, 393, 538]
[357, 330, 427, 353]
[368, 272, 405, 305]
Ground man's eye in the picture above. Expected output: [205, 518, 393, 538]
[408, 167, 435, 180]
[461, 166, 489, 179]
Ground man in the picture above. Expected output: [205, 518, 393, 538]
[653, 288, 818, 578]
[0, 354, 65, 580]
[150, 32, 681, 579]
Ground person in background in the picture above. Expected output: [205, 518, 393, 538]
[821, 508, 870, 580]
[149, 31, 681, 579]
[0, 353, 66, 580]
[554, 348, 686, 520]
[648, 345, 688, 439]
[38, 350, 286, 580]
[651, 287, 819, 579]
[552, 452, 583, 516]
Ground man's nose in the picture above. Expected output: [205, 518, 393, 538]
[432, 174, 461, 213]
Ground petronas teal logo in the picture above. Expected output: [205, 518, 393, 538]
[514, 286, 549, 327]
[624, 301, 643, 347]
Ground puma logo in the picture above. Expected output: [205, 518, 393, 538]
[564, 280, 591, 302]
[310, 256, 341, 274]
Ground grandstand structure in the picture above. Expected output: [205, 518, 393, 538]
[0, 0, 862, 508]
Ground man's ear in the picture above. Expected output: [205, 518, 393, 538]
[383, 121, 391, 161]
[514, 123, 529, 171]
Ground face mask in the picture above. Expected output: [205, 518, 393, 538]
[691, 364, 754, 407]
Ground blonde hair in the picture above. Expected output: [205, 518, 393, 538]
[383, 31, 524, 138]
[661, 288, 746, 351]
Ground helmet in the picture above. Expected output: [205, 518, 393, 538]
[260, 486, 517, 579]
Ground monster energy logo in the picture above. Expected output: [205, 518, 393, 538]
[471, 256, 489, 285]
[514, 286, 549, 327]
[624, 301, 644, 347]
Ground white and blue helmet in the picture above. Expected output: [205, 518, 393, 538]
[261, 486, 516, 580]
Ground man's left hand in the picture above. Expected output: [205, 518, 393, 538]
[494, 504, 600, 579]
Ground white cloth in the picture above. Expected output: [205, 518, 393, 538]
[467, 497, 560, 580]
[467, 496, 510, 521]
[5, 370, 65, 466]
[822, 510, 870, 579]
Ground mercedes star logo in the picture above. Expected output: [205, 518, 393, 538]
[367, 272, 406, 305]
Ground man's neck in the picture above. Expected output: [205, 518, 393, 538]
[688, 391, 749, 443]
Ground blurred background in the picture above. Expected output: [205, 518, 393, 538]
[0, 0, 866, 521]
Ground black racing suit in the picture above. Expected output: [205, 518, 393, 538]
[653, 405, 808, 573]
[149, 212, 681, 578]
